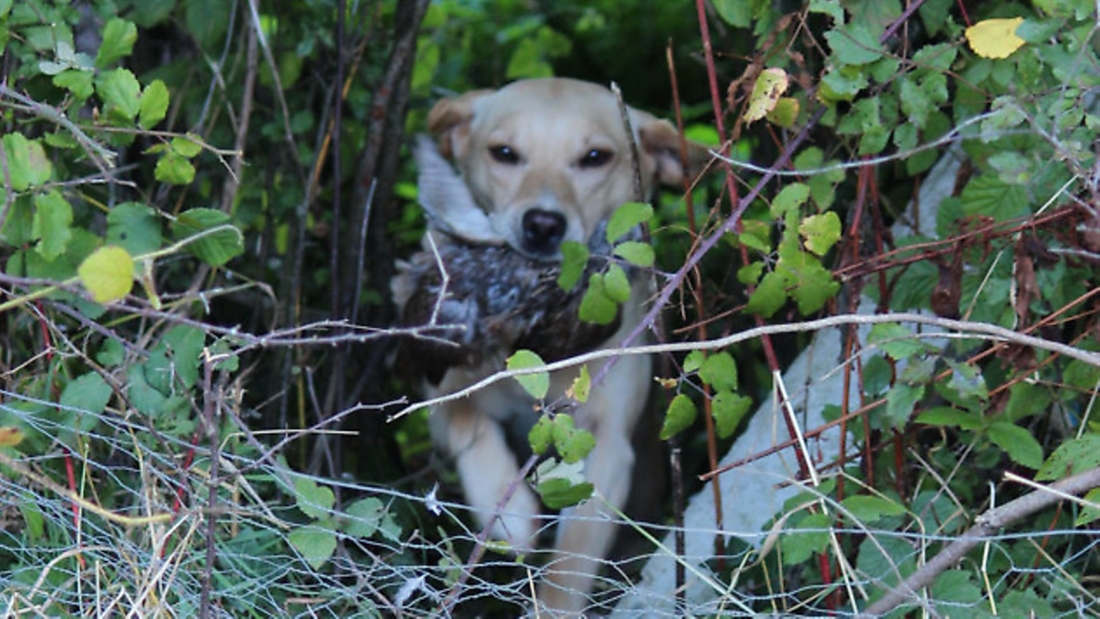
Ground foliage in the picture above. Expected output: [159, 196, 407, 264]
[0, 0, 1097, 616]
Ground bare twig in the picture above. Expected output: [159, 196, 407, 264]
[390, 311, 1100, 421]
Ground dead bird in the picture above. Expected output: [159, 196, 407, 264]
[391, 136, 621, 385]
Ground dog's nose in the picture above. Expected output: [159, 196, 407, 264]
[521, 209, 566, 255]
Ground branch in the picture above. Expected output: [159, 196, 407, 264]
[387, 311, 1100, 421]
[863, 466, 1100, 617]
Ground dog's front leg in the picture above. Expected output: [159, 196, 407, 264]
[432, 397, 541, 552]
[536, 353, 651, 616]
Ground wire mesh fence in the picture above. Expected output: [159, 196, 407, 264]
[2, 383, 1097, 617]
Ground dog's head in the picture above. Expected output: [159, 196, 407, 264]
[428, 78, 710, 260]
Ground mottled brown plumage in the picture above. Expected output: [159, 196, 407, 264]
[391, 136, 621, 385]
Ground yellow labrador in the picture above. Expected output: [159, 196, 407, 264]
[412, 77, 706, 614]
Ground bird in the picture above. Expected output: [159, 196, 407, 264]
[391, 137, 622, 386]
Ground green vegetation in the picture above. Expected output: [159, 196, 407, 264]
[0, 0, 1096, 616]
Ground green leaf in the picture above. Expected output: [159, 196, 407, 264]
[162, 325, 205, 390]
[613, 241, 655, 268]
[606, 202, 653, 243]
[578, 274, 618, 325]
[95, 68, 142, 123]
[737, 261, 765, 285]
[603, 264, 631, 303]
[507, 350, 549, 399]
[959, 174, 1030, 222]
[1035, 435, 1100, 481]
[746, 270, 787, 317]
[781, 512, 831, 565]
[536, 477, 594, 509]
[139, 80, 170, 129]
[712, 390, 751, 439]
[344, 497, 385, 538]
[78, 246, 134, 303]
[170, 134, 203, 158]
[841, 495, 906, 523]
[899, 76, 933, 128]
[777, 247, 839, 315]
[2, 133, 52, 191]
[95, 18, 137, 68]
[988, 422, 1044, 469]
[683, 350, 705, 373]
[529, 415, 553, 455]
[916, 406, 982, 430]
[108, 202, 162, 257]
[738, 221, 772, 253]
[929, 570, 982, 607]
[1077, 488, 1100, 526]
[171, 208, 244, 266]
[660, 393, 697, 440]
[32, 191, 73, 262]
[53, 69, 95, 101]
[771, 182, 810, 217]
[825, 22, 884, 65]
[711, 0, 753, 27]
[799, 212, 841, 256]
[288, 525, 336, 570]
[556, 422, 595, 464]
[857, 535, 916, 591]
[155, 152, 196, 185]
[60, 372, 112, 415]
[534, 458, 593, 508]
[944, 360, 988, 401]
[293, 477, 335, 520]
[884, 383, 924, 430]
[557, 241, 588, 290]
[869, 323, 931, 359]
[126, 363, 168, 416]
[699, 352, 738, 392]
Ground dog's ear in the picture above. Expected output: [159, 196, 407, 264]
[634, 114, 712, 187]
[427, 89, 493, 159]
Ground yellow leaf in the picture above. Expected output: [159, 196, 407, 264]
[965, 17, 1025, 59]
[744, 68, 790, 124]
[566, 365, 591, 403]
[78, 245, 134, 303]
[0, 426, 25, 448]
[767, 97, 800, 128]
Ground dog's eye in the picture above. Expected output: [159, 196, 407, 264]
[578, 148, 612, 168]
[488, 145, 520, 164]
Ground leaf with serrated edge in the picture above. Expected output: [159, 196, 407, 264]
[139, 80, 170, 129]
[95, 19, 137, 68]
[558, 241, 588, 290]
[293, 477, 335, 520]
[288, 526, 336, 570]
[613, 241, 654, 267]
[507, 350, 549, 399]
[603, 264, 631, 303]
[606, 202, 652, 243]
[988, 422, 1043, 469]
[660, 393, 697, 440]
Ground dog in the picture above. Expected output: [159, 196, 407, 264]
[398, 77, 707, 615]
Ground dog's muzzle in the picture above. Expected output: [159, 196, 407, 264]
[521, 208, 567, 256]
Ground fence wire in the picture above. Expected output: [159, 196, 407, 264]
[2, 386, 1097, 618]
